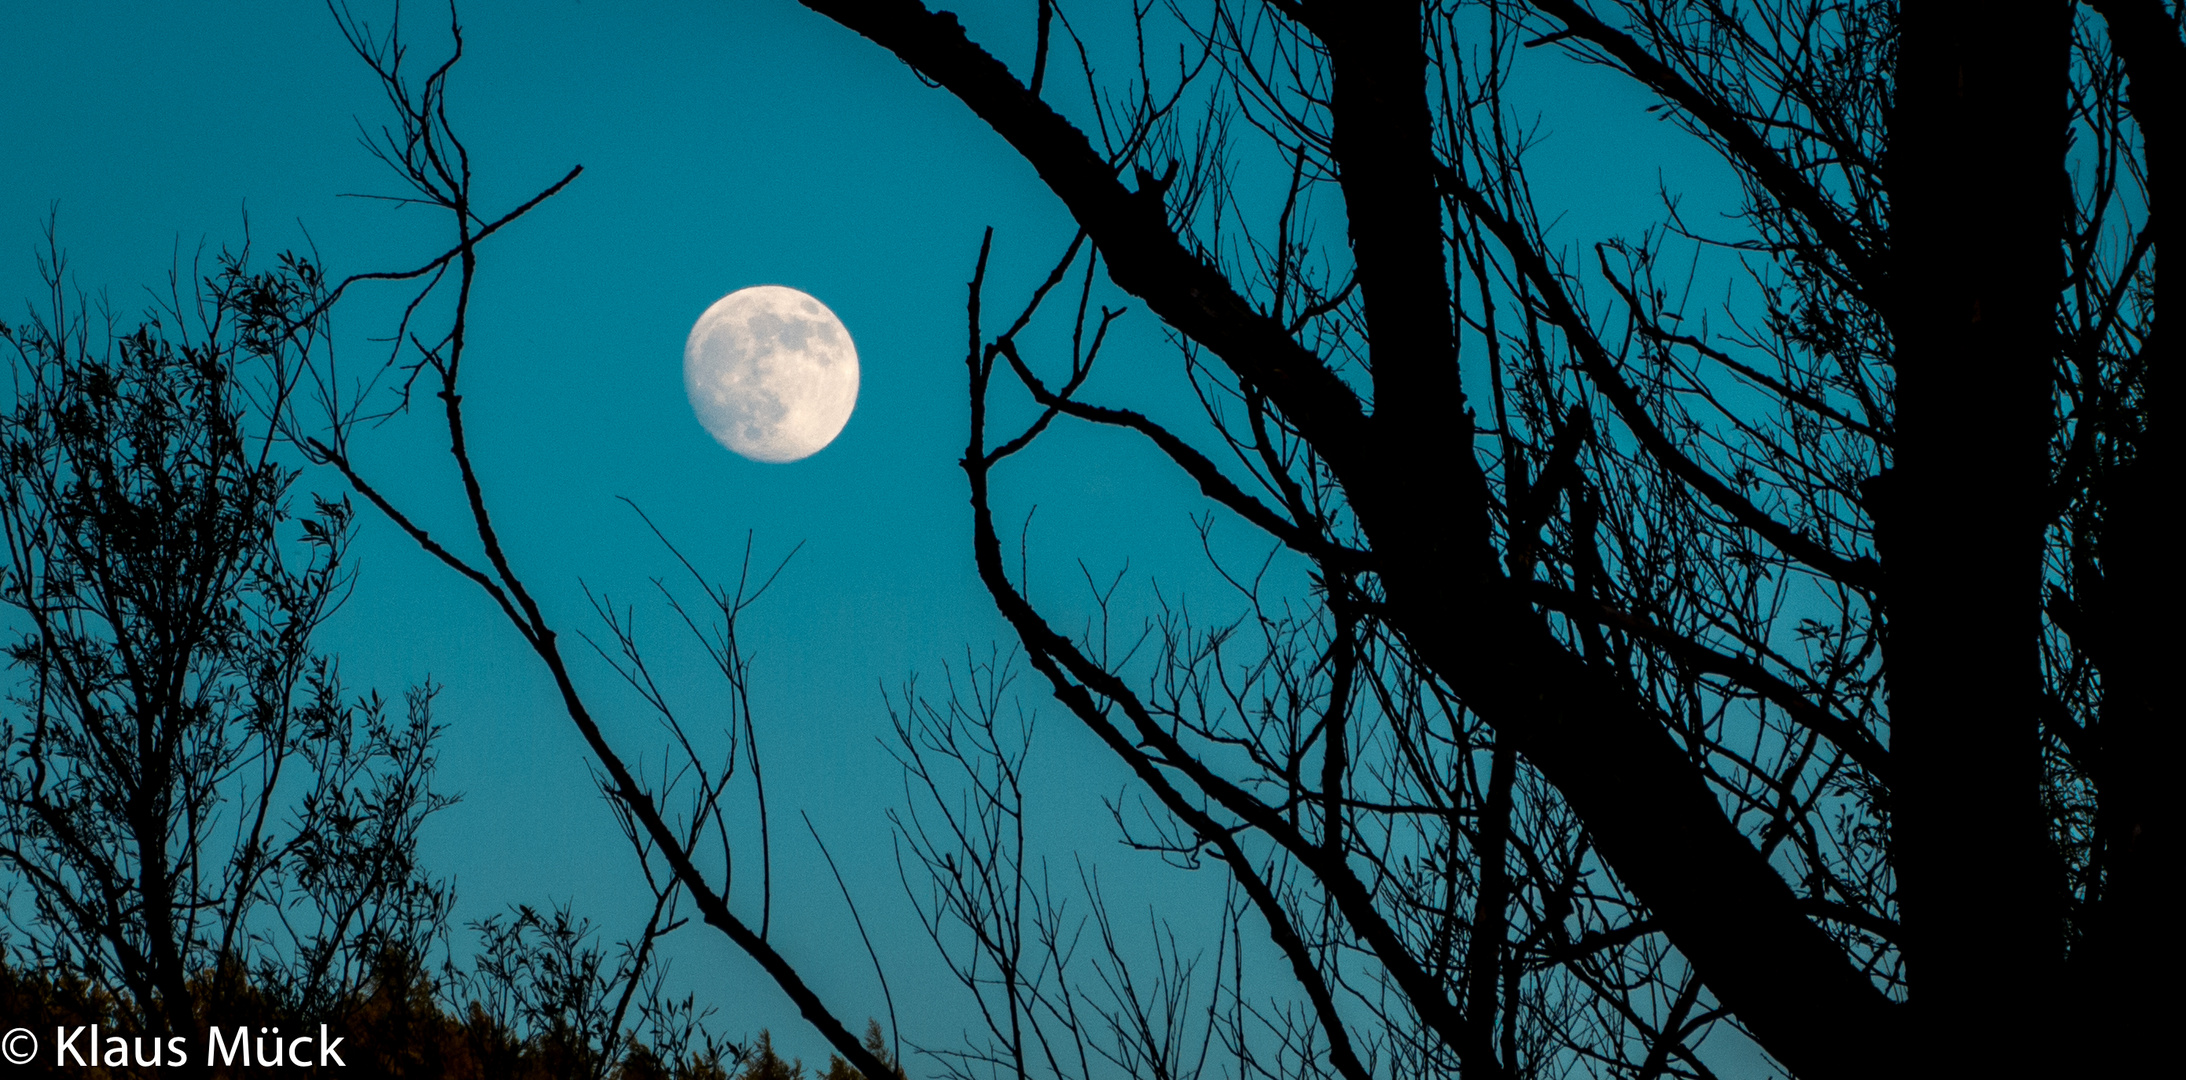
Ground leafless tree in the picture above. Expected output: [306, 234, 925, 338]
[785, 1, 2177, 1077]
[295, 6, 905, 1079]
[887, 648, 1257, 1080]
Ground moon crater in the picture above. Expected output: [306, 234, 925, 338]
[684, 285, 859, 463]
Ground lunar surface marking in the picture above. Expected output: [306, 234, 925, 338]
[684, 285, 859, 463]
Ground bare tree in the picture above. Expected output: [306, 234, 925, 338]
[0, 228, 454, 1040]
[886, 649, 1254, 1080]
[783, 0, 2176, 1077]
[294, 7, 904, 1079]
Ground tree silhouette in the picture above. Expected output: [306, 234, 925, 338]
[788, 1, 2174, 1077]
[0, 225, 741, 1076]
[297, 7, 902, 1080]
[0, 229, 455, 1041]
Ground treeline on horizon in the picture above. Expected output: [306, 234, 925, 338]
[0, 951, 894, 1079]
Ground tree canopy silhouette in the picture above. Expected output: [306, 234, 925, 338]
[0, 232, 744, 1077]
[0, 231, 455, 1041]
[788, 1, 2175, 1077]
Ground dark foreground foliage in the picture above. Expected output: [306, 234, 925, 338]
[0, 950, 776, 1080]
[0, 234, 759, 1080]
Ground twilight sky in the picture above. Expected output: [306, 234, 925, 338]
[0, 0, 1740, 1063]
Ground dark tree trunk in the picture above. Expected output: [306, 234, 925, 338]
[1884, 2, 2071, 1073]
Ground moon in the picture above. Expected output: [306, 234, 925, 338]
[684, 285, 860, 463]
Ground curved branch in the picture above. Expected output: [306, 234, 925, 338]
[1524, 0, 1880, 295]
[995, 339, 1371, 574]
[1528, 582, 1892, 783]
[1444, 167, 1884, 593]
[800, 0, 1376, 471]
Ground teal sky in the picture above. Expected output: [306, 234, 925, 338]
[1, 0, 1743, 1064]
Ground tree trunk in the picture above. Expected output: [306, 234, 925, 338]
[1884, 2, 2070, 1073]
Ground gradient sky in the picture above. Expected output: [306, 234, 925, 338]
[1, 0, 1742, 1064]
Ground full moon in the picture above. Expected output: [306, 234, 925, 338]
[684, 285, 860, 463]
